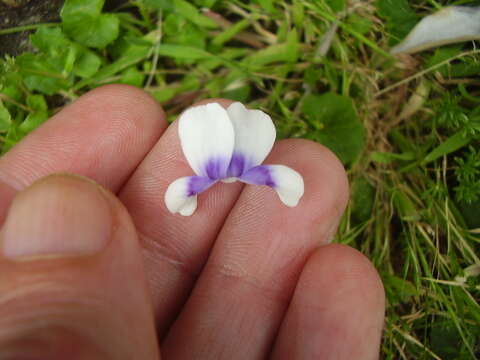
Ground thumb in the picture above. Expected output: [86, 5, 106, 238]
[0, 174, 159, 359]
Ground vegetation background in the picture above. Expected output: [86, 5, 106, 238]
[0, 0, 479, 358]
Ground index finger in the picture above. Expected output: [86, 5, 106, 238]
[0, 85, 166, 219]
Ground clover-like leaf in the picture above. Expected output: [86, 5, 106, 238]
[302, 93, 365, 164]
[61, 0, 119, 49]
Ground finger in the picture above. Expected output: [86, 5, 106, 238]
[162, 139, 350, 359]
[271, 244, 385, 360]
[0, 84, 166, 216]
[0, 175, 159, 359]
[118, 99, 244, 334]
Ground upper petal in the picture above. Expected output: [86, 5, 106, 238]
[179, 103, 235, 179]
[165, 176, 216, 216]
[239, 165, 304, 207]
[226, 102, 276, 177]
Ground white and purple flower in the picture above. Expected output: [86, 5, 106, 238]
[165, 102, 304, 216]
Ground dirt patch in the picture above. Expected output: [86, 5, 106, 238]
[0, 0, 64, 56]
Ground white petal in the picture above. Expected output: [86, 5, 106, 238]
[239, 165, 304, 207]
[269, 165, 304, 207]
[391, 6, 480, 55]
[165, 177, 197, 216]
[226, 102, 276, 177]
[179, 103, 235, 179]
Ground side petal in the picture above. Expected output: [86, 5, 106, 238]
[226, 102, 276, 177]
[179, 103, 235, 179]
[391, 6, 480, 55]
[165, 176, 216, 216]
[239, 165, 304, 207]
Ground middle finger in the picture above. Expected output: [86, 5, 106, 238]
[118, 99, 244, 335]
[162, 139, 349, 359]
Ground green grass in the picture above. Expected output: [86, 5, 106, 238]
[1, 0, 480, 358]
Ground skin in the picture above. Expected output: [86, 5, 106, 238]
[0, 85, 385, 359]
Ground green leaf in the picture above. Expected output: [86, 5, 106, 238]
[30, 27, 70, 56]
[120, 67, 145, 87]
[376, 0, 418, 44]
[173, 0, 217, 29]
[255, 0, 276, 13]
[347, 14, 373, 35]
[424, 132, 472, 164]
[326, 0, 345, 12]
[26, 95, 47, 112]
[144, 0, 174, 11]
[2, 125, 22, 154]
[0, 85, 24, 110]
[392, 189, 420, 222]
[61, 0, 119, 49]
[458, 198, 480, 229]
[73, 46, 102, 78]
[61, 0, 103, 18]
[371, 151, 415, 164]
[19, 111, 49, 133]
[158, 44, 211, 60]
[351, 177, 376, 223]
[286, 28, 299, 63]
[163, 13, 207, 49]
[16, 53, 70, 95]
[74, 38, 152, 89]
[151, 87, 176, 103]
[302, 93, 365, 164]
[292, 0, 304, 29]
[211, 19, 250, 47]
[244, 41, 298, 69]
[430, 321, 479, 359]
[382, 273, 418, 305]
[0, 101, 12, 132]
[30, 27, 101, 78]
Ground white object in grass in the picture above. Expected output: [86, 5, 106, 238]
[391, 6, 480, 55]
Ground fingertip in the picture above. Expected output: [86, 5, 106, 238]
[304, 244, 385, 307]
[68, 84, 167, 134]
[272, 244, 384, 360]
[268, 138, 350, 226]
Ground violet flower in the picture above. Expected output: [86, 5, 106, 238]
[165, 102, 304, 216]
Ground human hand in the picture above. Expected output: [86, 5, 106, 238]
[0, 85, 385, 359]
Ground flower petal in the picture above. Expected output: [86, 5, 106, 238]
[391, 6, 480, 55]
[226, 102, 276, 177]
[239, 165, 304, 207]
[165, 176, 216, 216]
[179, 103, 235, 179]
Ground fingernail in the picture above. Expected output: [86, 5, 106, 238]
[1, 175, 112, 259]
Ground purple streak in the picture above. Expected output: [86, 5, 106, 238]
[187, 176, 216, 196]
[204, 157, 230, 180]
[227, 152, 248, 177]
[239, 165, 276, 187]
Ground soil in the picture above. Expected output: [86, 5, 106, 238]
[0, 0, 64, 56]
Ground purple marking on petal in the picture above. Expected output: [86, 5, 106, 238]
[187, 176, 216, 196]
[239, 165, 276, 187]
[227, 152, 247, 177]
[204, 157, 230, 180]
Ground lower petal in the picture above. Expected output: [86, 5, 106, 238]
[164, 176, 216, 216]
[239, 165, 304, 207]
